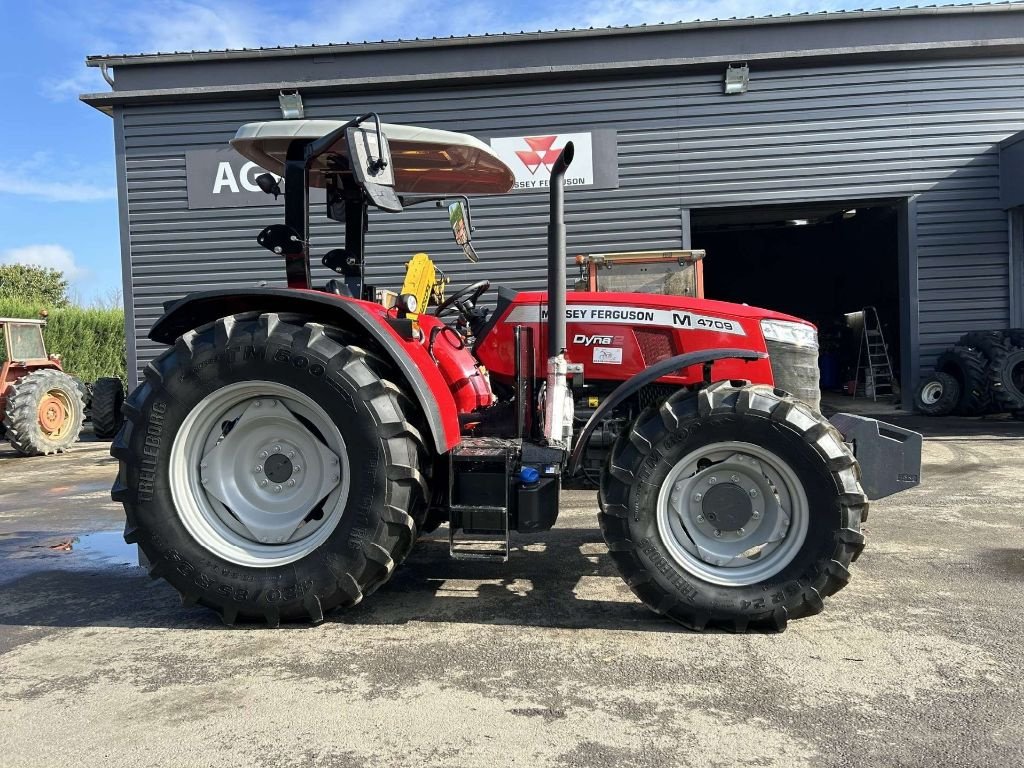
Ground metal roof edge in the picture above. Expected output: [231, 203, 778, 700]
[79, 37, 1024, 113]
[83, 3, 1024, 68]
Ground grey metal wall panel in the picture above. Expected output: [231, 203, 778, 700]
[119, 55, 1024, 386]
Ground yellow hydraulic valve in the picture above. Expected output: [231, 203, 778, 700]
[400, 252, 443, 315]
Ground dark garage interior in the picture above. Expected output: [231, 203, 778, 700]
[693, 201, 903, 398]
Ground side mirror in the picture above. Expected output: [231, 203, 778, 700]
[448, 200, 479, 263]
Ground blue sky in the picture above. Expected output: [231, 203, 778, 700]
[0, 0, 990, 304]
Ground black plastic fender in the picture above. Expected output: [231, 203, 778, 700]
[567, 348, 767, 476]
[150, 287, 454, 454]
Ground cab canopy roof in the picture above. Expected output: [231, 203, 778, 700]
[231, 119, 515, 196]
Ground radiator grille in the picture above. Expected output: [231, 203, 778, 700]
[766, 341, 821, 412]
[635, 329, 675, 365]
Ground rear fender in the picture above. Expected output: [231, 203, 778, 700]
[150, 288, 461, 454]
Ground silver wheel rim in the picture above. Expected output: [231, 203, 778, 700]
[921, 381, 944, 405]
[656, 441, 810, 587]
[170, 381, 350, 568]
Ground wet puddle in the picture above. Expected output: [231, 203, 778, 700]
[72, 531, 140, 566]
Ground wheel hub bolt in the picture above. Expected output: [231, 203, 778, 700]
[259, 480, 268, 488]
[273, 485, 282, 493]
[696, 514, 704, 522]
[693, 493, 703, 502]
[749, 489, 758, 498]
[752, 510, 760, 519]
[288, 451, 295, 458]
[294, 465, 301, 473]
[738, 527, 745, 534]
[273, 445, 281, 453]
[709, 476, 718, 484]
[255, 465, 263, 473]
[255, 401, 262, 407]
[287, 479, 296, 487]
[730, 475, 739, 483]
[714, 529, 722, 537]
[259, 451, 268, 459]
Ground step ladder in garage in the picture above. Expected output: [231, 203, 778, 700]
[853, 306, 898, 401]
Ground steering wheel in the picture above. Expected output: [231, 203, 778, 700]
[434, 280, 490, 320]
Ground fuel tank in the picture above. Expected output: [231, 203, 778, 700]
[475, 291, 813, 390]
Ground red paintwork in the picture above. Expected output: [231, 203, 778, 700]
[312, 294, 487, 451]
[475, 291, 815, 388]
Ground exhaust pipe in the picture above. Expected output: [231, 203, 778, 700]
[546, 142, 575, 356]
[543, 142, 575, 450]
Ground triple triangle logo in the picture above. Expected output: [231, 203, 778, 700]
[514, 136, 565, 175]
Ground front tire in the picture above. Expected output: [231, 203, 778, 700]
[111, 313, 430, 626]
[599, 381, 867, 632]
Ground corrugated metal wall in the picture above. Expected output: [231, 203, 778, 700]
[119, 54, 1024, 385]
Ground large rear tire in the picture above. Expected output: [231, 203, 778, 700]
[986, 341, 1024, 412]
[111, 313, 430, 626]
[599, 381, 866, 632]
[2, 369, 86, 455]
[90, 377, 125, 439]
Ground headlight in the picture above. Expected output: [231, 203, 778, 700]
[760, 319, 818, 348]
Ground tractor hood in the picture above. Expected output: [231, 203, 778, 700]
[231, 119, 515, 196]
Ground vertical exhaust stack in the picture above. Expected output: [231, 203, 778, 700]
[543, 143, 575, 450]
[546, 142, 574, 357]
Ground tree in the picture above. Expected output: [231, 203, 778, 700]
[0, 264, 70, 308]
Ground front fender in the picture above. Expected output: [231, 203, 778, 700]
[567, 348, 768, 476]
[150, 288, 461, 454]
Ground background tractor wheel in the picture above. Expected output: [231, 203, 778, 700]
[90, 377, 125, 439]
[957, 330, 1006, 360]
[914, 372, 960, 416]
[111, 312, 430, 626]
[2, 369, 86, 455]
[937, 346, 993, 416]
[599, 381, 866, 632]
[987, 341, 1024, 412]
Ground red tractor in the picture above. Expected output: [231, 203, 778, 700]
[1, 316, 86, 455]
[110, 115, 921, 630]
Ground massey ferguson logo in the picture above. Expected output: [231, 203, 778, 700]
[515, 136, 567, 175]
[573, 334, 624, 346]
[491, 132, 596, 190]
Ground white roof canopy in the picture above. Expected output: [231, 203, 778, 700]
[231, 119, 515, 196]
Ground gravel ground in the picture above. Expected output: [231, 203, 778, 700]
[0, 417, 1022, 768]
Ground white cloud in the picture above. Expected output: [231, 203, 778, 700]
[0, 152, 116, 203]
[0, 245, 90, 283]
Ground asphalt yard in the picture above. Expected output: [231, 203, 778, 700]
[1, 417, 1022, 767]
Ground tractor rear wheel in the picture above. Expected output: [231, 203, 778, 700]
[937, 346, 992, 416]
[2, 369, 86, 455]
[599, 381, 866, 632]
[90, 377, 125, 439]
[111, 313, 430, 626]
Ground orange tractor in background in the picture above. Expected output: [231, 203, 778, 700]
[0, 317, 86, 455]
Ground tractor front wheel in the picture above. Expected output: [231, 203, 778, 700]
[111, 313, 429, 626]
[599, 381, 866, 632]
[2, 369, 86, 455]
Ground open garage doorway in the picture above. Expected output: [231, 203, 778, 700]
[690, 200, 906, 405]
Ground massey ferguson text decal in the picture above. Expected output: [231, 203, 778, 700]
[506, 305, 747, 336]
[489, 131, 619, 192]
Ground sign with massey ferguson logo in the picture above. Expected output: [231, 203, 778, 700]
[489, 130, 618, 192]
[505, 304, 747, 336]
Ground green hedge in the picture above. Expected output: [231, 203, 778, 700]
[0, 299, 125, 383]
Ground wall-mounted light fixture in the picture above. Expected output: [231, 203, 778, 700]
[278, 90, 304, 119]
[724, 63, 749, 95]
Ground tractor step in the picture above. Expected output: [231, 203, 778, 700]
[447, 437, 519, 563]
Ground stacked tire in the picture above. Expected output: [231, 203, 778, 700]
[915, 329, 1024, 417]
